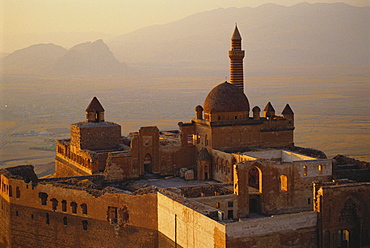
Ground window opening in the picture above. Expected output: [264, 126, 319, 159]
[71, 202, 78, 214]
[62, 200, 67, 212]
[108, 206, 118, 224]
[38, 192, 48, 205]
[16, 187, 20, 198]
[82, 220, 88, 230]
[81, 203, 88, 215]
[227, 210, 233, 219]
[63, 217, 68, 225]
[303, 166, 307, 176]
[51, 198, 58, 211]
[318, 164, 323, 174]
[280, 175, 288, 192]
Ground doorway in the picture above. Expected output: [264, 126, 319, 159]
[144, 153, 152, 174]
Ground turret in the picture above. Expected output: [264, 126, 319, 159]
[195, 105, 203, 120]
[228, 25, 245, 93]
[264, 102, 275, 119]
[86, 97, 105, 122]
[252, 106, 261, 120]
[282, 104, 294, 125]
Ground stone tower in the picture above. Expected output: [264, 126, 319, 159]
[228, 25, 245, 92]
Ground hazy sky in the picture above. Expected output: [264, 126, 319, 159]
[1, 0, 369, 52]
[2, 0, 369, 35]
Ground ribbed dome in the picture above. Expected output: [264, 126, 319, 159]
[204, 82, 250, 113]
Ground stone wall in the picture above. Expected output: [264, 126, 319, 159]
[0, 172, 158, 248]
[157, 192, 226, 248]
[226, 211, 318, 248]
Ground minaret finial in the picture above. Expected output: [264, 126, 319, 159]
[229, 25, 245, 92]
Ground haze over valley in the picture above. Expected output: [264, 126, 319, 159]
[0, 2, 369, 175]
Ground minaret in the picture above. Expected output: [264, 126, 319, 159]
[228, 25, 245, 92]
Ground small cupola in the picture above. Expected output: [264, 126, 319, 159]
[195, 105, 204, 120]
[86, 97, 105, 122]
[252, 106, 261, 120]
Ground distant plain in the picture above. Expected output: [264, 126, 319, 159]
[1, 66, 369, 175]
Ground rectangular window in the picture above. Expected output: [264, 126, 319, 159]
[228, 201, 233, 208]
[215, 202, 220, 208]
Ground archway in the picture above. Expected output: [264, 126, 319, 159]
[144, 153, 152, 174]
[248, 165, 262, 193]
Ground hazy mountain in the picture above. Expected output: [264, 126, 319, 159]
[107, 3, 369, 76]
[52, 39, 128, 75]
[1, 40, 128, 76]
[2, 32, 116, 54]
[1, 43, 67, 73]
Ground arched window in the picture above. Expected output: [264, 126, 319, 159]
[303, 166, 307, 176]
[81, 203, 87, 215]
[248, 165, 262, 193]
[71, 202, 78, 214]
[280, 175, 288, 191]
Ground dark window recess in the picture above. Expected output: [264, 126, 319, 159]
[16, 187, 20, 198]
[61, 200, 67, 212]
[81, 203, 87, 215]
[46, 213, 50, 224]
[228, 210, 233, 219]
[70, 202, 78, 214]
[9, 185, 12, 197]
[38, 192, 48, 205]
[82, 220, 88, 230]
[51, 198, 58, 211]
[228, 201, 233, 208]
[107, 206, 118, 224]
[15, 211, 19, 216]
[63, 217, 68, 225]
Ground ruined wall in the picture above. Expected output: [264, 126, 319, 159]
[160, 146, 197, 175]
[211, 150, 235, 183]
[234, 158, 332, 216]
[192, 194, 238, 220]
[226, 211, 318, 248]
[0, 173, 158, 248]
[157, 192, 226, 248]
